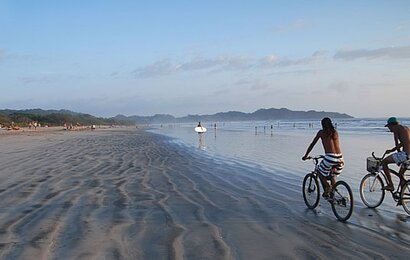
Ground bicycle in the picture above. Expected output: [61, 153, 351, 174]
[302, 155, 354, 222]
[359, 152, 410, 215]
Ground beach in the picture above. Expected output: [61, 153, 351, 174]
[0, 127, 409, 259]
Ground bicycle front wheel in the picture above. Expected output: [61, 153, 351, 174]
[400, 180, 410, 215]
[331, 181, 353, 222]
[302, 173, 320, 209]
[360, 173, 385, 208]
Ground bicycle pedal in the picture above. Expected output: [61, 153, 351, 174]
[338, 199, 347, 207]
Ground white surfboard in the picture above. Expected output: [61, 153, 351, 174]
[195, 126, 207, 133]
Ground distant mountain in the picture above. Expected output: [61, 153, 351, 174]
[114, 107, 353, 124]
[0, 108, 353, 127]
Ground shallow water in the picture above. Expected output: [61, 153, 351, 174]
[150, 119, 410, 217]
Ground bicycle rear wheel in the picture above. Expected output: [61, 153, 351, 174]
[302, 173, 320, 209]
[400, 180, 410, 215]
[359, 173, 385, 208]
[331, 181, 353, 222]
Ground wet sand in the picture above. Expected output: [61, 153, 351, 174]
[0, 128, 409, 259]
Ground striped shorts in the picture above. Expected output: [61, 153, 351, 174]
[318, 153, 344, 177]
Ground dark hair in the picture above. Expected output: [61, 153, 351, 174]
[321, 117, 335, 137]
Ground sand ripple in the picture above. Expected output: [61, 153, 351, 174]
[0, 129, 409, 259]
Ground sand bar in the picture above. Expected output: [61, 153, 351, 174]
[0, 128, 409, 259]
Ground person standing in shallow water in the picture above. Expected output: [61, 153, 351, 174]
[302, 117, 344, 197]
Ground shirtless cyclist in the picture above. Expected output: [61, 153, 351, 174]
[302, 117, 344, 197]
[381, 117, 410, 192]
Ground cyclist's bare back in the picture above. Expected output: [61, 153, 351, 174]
[320, 130, 342, 154]
[391, 124, 410, 154]
[303, 129, 342, 159]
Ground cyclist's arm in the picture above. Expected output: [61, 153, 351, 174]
[387, 132, 402, 153]
[303, 131, 321, 160]
[394, 131, 403, 152]
[387, 143, 403, 153]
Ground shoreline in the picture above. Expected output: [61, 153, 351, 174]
[0, 128, 409, 259]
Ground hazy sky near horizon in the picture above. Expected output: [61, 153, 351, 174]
[1, 0, 410, 118]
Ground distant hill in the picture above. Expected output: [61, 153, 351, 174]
[114, 107, 353, 124]
[0, 109, 133, 127]
[0, 108, 353, 127]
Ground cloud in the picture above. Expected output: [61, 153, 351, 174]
[0, 49, 33, 63]
[272, 19, 307, 33]
[134, 50, 326, 78]
[312, 50, 328, 57]
[269, 69, 317, 76]
[234, 79, 270, 91]
[249, 81, 270, 90]
[328, 81, 349, 93]
[334, 45, 410, 60]
[259, 52, 323, 68]
[18, 72, 89, 85]
[219, 56, 251, 70]
[19, 76, 53, 85]
[134, 59, 179, 78]
[259, 55, 279, 67]
[179, 57, 226, 71]
[395, 22, 410, 32]
[211, 88, 231, 96]
[135, 56, 252, 78]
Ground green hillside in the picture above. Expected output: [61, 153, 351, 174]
[0, 110, 133, 127]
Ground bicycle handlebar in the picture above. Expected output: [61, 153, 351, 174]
[372, 151, 388, 161]
[304, 155, 324, 165]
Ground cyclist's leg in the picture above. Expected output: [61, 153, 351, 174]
[394, 166, 408, 206]
[330, 173, 336, 187]
[382, 155, 396, 190]
[318, 172, 331, 197]
[398, 165, 407, 189]
[317, 159, 333, 196]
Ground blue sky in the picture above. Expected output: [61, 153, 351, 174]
[1, 1, 410, 117]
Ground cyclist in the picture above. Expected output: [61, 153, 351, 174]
[302, 117, 344, 197]
[381, 117, 410, 192]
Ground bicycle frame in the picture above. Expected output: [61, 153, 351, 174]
[368, 152, 409, 198]
[308, 156, 340, 196]
[311, 156, 336, 187]
[371, 168, 401, 188]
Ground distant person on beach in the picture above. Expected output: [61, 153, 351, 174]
[381, 117, 410, 191]
[302, 117, 344, 197]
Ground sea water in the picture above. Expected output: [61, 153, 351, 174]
[149, 118, 410, 215]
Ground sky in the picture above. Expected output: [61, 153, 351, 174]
[1, 0, 410, 118]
